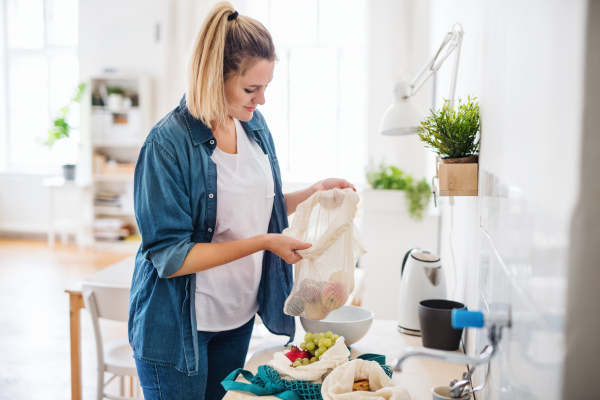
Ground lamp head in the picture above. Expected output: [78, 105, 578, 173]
[379, 81, 424, 136]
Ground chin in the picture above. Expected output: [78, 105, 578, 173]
[237, 111, 254, 122]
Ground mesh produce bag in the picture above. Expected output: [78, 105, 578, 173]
[221, 355, 394, 400]
[283, 188, 367, 320]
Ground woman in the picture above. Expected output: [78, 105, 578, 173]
[128, 2, 355, 399]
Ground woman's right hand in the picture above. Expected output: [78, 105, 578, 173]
[264, 234, 312, 264]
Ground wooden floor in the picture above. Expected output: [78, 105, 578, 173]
[0, 238, 132, 400]
[0, 238, 267, 400]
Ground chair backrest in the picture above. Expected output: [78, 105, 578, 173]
[82, 282, 130, 322]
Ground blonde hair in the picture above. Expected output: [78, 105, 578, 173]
[185, 2, 277, 130]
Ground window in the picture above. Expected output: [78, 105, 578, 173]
[242, 0, 368, 184]
[2, 0, 79, 169]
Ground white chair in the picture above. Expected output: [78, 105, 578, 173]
[82, 282, 143, 400]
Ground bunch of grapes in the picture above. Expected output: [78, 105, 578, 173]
[291, 331, 340, 367]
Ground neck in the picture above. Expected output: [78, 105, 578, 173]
[211, 115, 234, 136]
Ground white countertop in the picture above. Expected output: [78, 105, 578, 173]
[224, 319, 467, 400]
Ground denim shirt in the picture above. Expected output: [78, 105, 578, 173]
[128, 95, 295, 376]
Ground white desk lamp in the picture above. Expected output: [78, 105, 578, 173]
[380, 23, 464, 136]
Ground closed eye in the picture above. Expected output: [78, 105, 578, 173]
[245, 84, 268, 94]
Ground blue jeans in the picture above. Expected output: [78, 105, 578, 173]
[134, 316, 255, 400]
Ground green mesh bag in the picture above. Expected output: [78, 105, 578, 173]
[221, 354, 393, 400]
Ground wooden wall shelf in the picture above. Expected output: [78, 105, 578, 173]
[436, 157, 478, 196]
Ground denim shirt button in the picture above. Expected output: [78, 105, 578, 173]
[209, 193, 214, 198]
[208, 228, 212, 232]
[209, 140, 215, 145]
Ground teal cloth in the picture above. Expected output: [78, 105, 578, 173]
[221, 353, 392, 400]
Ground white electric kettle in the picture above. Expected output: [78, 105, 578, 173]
[398, 248, 447, 336]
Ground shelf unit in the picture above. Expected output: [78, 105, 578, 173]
[85, 74, 151, 252]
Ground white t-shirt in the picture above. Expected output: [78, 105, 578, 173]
[195, 118, 275, 331]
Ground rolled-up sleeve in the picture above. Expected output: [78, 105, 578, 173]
[134, 139, 196, 278]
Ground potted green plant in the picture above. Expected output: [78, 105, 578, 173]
[365, 160, 431, 221]
[43, 83, 86, 180]
[416, 96, 480, 196]
[107, 86, 125, 111]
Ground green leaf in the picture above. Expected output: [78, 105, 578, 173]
[416, 96, 480, 159]
[365, 159, 431, 221]
[43, 82, 86, 147]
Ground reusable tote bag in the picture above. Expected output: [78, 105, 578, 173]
[282, 188, 366, 320]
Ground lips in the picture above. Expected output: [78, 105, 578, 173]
[244, 106, 256, 112]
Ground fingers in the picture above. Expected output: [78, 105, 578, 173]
[289, 253, 303, 264]
[343, 179, 356, 191]
[296, 241, 312, 250]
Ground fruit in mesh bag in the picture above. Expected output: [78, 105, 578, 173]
[321, 281, 349, 310]
[284, 346, 311, 363]
[293, 331, 340, 364]
[304, 301, 329, 320]
[329, 270, 354, 293]
[284, 292, 305, 317]
[299, 280, 322, 303]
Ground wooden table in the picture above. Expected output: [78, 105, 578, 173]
[224, 320, 468, 400]
[65, 256, 135, 400]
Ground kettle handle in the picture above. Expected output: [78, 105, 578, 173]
[401, 248, 419, 277]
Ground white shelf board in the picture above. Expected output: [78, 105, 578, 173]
[94, 206, 135, 216]
[93, 174, 134, 183]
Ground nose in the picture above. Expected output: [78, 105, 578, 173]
[254, 90, 266, 106]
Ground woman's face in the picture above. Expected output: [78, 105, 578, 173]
[224, 59, 274, 122]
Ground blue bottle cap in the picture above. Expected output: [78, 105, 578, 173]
[452, 309, 484, 329]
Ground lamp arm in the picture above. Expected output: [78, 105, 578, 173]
[407, 33, 453, 96]
[406, 24, 464, 107]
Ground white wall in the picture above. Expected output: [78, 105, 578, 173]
[367, 0, 433, 181]
[430, 1, 586, 399]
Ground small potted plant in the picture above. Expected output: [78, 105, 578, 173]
[417, 96, 480, 196]
[107, 86, 125, 111]
[365, 160, 431, 221]
[43, 83, 86, 180]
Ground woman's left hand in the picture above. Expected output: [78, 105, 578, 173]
[313, 178, 356, 192]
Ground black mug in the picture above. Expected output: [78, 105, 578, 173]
[418, 299, 466, 351]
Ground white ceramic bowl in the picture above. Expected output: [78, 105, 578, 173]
[300, 305, 374, 345]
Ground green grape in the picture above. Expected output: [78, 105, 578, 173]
[310, 357, 317, 363]
[332, 334, 339, 341]
[302, 358, 310, 365]
[314, 354, 320, 361]
[318, 346, 327, 353]
[296, 358, 304, 363]
[293, 361, 302, 367]
[306, 341, 316, 351]
[324, 339, 332, 347]
[305, 333, 314, 342]
[317, 333, 325, 338]
[314, 349, 321, 358]
[309, 349, 316, 356]
[299, 342, 307, 350]
[324, 331, 333, 338]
